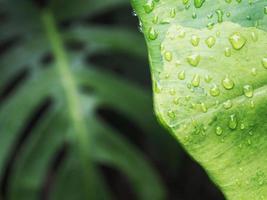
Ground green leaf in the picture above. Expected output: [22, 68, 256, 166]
[131, 0, 267, 199]
[0, 0, 172, 199]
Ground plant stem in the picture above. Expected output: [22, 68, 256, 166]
[42, 9, 96, 199]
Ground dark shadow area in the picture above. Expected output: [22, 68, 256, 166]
[99, 165, 137, 200]
[0, 68, 30, 105]
[41, 144, 68, 200]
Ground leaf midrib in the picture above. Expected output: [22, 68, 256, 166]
[42, 9, 95, 199]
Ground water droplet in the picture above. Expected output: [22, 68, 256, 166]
[173, 98, 180, 105]
[222, 76, 235, 90]
[250, 100, 255, 108]
[194, 0, 205, 8]
[216, 126, 223, 136]
[210, 84, 220, 97]
[187, 54, 200, 67]
[251, 68, 257, 76]
[167, 110, 176, 119]
[164, 51, 173, 62]
[154, 81, 162, 93]
[178, 71, 186, 80]
[191, 35, 200, 46]
[223, 100, 233, 109]
[192, 12, 197, 19]
[262, 57, 267, 69]
[251, 31, 258, 41]
[264, 6, 267, 14]
[169, 88, 176, 96]
[192, 74, 200, 87]
[229, 114, 238, 130]
[183, 0, 189, 5]
[229, 32, 246, 50]
[148, 27, 158, 40]
[243, 85, 254, 98]
[201, 102, 208, 113]
[224, 47, 231, 57]
[205, 36, 216, 48]
[207, 22, 215, 30]
[144, 1, 154, 13]
[204, 74, 212, 83]
[170, 8, 176, 18]
[152, 15, 158, 24]
[216, 9, 224, 23]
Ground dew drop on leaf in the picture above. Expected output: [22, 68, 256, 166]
[243, 84, 254, 98]
[229, 114, 238, 130]
[222, 76, 235, 90]
[164, 51, 173, 62]
[229, 32, 246, 50]
[205, 36, 216, 48]
[178, 70, 186, 80]
[262, 57, 267, 69]
[148, 27, 158, 40]
[216, 126, 223, 136]
[191, 35, 200, 46]
[210, 84, 220, 97]
[223, 100, 233, 109]
[143, 1, 154, 13]
[224, 47, 231, 57]
[194, 0, 205, 8]
[187, 54, 200, 67]
[191, 74, 200, 87]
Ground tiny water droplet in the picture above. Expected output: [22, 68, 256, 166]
[194, 0, 205, 8]
[187, 54, 201, 67]
[178, 71, 186, 80]
[222, 76, 235, 90]
[251, 68, 257, 76]
[224, 47, 231, 57]
[262, 57, 267, 69]
[229, 114, 238, 130]
[170, 8, 176, 18]
[192, 74, 200, 87]
[191, 35, 200, 46]
[207, 22, 215, 30]
[229, 32, 246, 50]
[223, 100, 233, 109]
[216, 9, 224, 23]
[216, 126, 223, 136]
[210, 84, 220, 97]
[154, 81, 162, 93]
[169, 88, 176, 96]
[201, 102, 208, 113]
[240, 123, 245, 130]
[173, 98, 180, 105]
[264, 6, 267, 14]
[148, 27, 158, 40]
[251, 31, 258, 41]
[167, 110, 176, 119]
[164, 51, 173, 62]
[204, 74, 212, 83]
[243, 85, 254, 98]
[144, 1, 154, 13]
[205, 36, 216, 48]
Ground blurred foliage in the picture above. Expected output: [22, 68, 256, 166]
[0, 0, 184, 199]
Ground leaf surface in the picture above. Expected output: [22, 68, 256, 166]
[131, 0, 267, 199]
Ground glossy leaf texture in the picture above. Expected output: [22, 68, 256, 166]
[131, 0, 267, 199]
[0, 0, 174, 199]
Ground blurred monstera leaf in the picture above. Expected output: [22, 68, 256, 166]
[0, 0, 171, 199]
[131, 0, 267, 199]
